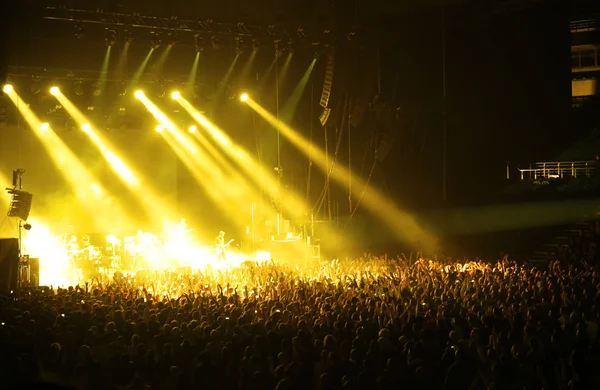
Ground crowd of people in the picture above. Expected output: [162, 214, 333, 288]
[553, 220, 600, 266]
[1, 252, 600, 390]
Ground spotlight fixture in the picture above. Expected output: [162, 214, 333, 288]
[155, 125, 164, 133]
[117, 83, 127, 97]
[194, 35, 205, 52]
[211, 36, 219, 49]
[49, 86, 60, 95]
[134, 90, 144, 99]
[74, 25, 85, 40]
[30, 78, 41, 95]
[189, 125, 197, 133]
[274, 39, 284, 58]
[105, 29, 117, 46]
[81, 123, 91, 131]
[150, 39, 161, 50]
[252, 39, 260, 51]
[92, 81, 103, 97]
[167, 33, 179, 46]
[240, 93, 249, 102]
[3, 84, 13, 93]
[171, 91, 181, 100]
[75, 80, 84, 96]
[40, 123, 50, 131]
[235, 38, 246, 55]
[296, 27, 305, 39]
[124, 30, 134, 44]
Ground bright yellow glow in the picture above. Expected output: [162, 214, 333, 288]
[136, 93, 260, 227]
[240, 93, 249, 102]
[22, 218, 77, 287]
[244, 97, 437, 249]
[188, 125, 197, 133]
[255, 251, 271, 261]
[49, 86, 60, 95]
[174, 97, 348, 253]
[6, 89, 131, 233]
[134, 90, 144, 99]
[52, 90, 140, 187]
[106, 234, 120, 245]
[156, 125, 164, 133]
[3, 84, 13, 93]
[53, 89, 190, 234]
[171, 91, 181, 100]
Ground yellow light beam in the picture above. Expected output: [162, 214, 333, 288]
[52, 90, 187, 228]
[238, 50, 257, 85]
[277, 52, 293, 89]
[116, 41, 131, 80]
[93, 46, 111, 102]
[136, 92, 259, 225]
[130, 48, 154, 86]
[257, 58, 276, 91]
[0, 170, 15, 237]
[151, 44, 174, 77]
[244, 97, 436, 249]
[54, 90, 138, 185]
[185, 52, 201, 96]
[210, 54, 240, 114]
[281, 58, 316, 123]
[176, 97, 349, 249]
[4, 89, 131, 233]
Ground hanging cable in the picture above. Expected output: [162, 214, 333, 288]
[312, 95, 348, 215]
[306, 81, 314, 210]
[344, 157, 377, 228]
[348, 97, 352, 213]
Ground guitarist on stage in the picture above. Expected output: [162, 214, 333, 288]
[215, 231, 234, 262]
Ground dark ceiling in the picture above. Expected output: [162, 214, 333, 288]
[19, 0, 550, 24]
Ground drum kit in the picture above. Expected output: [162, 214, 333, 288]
[58, 222, 202, 278]
[60, 234, 122, 277]
[59, 231, 176, 277]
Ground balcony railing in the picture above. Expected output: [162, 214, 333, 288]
[518, 161, 596, 181]
[571, 18, 599, 33]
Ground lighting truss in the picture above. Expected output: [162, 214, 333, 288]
[6, 65, 191, 86]
[43, 7, 292, 39]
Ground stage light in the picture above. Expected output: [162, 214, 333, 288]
[134, 90, 144, 99]
[188, 125, 197, 133]
[171, 91, 181, 100]
[81, 123, 91, 132]
[240, 93, 249, 102]
[194, 35, 205, 52]
[3, 84, 13, 93]
[105, 29, 117, 46]
[49, 86, 60, 95]
[156, 125, 164, 133]
[40, 123, 50, 131]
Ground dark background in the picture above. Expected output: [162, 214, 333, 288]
[0, 0, 582, 252]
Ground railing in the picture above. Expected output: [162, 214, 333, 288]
[572, 44, 600, 73]
[571, 18, 599, 33]
[518, 161, 596, 181]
